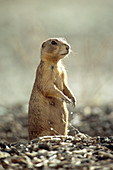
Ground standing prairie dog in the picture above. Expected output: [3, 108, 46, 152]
[28, 38, 76, 140]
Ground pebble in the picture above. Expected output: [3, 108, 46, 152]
[0, 152, 10, 159]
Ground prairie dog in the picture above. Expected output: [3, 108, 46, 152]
[28, 38, 76, 140]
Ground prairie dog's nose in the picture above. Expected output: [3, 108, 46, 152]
[65, 45, 69, 52]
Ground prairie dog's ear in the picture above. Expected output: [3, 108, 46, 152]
[41, 41, 46, 48]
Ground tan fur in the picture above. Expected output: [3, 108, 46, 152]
[28, 38, 76, 140]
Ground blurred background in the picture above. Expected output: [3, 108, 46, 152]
[0, 0, 113, 107]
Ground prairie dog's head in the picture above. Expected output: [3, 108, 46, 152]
[41, 38, 71, 62]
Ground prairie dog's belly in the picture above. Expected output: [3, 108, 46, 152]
[28, 89, 68, 138]
[30, 89, 64, 111]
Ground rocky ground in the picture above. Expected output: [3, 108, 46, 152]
[0, 103, 113, 169]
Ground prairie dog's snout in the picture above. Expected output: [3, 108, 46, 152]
[59, 43, 70, 56]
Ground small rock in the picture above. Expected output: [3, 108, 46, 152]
[0, 152, 10, 159]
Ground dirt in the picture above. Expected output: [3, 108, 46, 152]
[0, 103, 113, 169]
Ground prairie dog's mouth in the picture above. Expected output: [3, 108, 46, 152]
[60, 52, 68, 56]
[60, 49, 70, 56]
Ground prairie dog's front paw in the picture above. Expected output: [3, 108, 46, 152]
[65, 98, 72, 104]
[70, 96, 76, 107]
[60, 97, 71, 104]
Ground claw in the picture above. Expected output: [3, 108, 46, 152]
[61, 96, 76, 106]
[71, 97, 76, 107]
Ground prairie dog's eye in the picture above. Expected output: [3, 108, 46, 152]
[51, 41, 57, 45]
